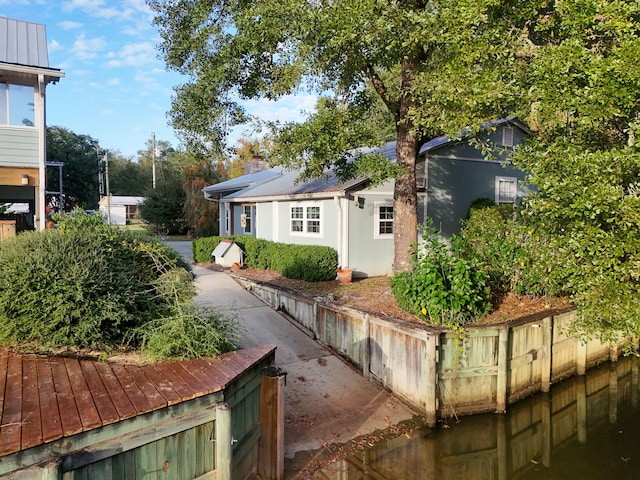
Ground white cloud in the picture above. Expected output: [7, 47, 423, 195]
[106, 42, 156, 67]
[48, 39, 63, 53]
[71, 33, 107, 60]
[242, 94, 318, 123]
[58, 20, 82, 30]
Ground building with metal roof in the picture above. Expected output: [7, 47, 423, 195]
[0, 16, 64, 233]
[204, 119, 531, 277]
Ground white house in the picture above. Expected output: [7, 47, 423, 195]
[99, 196, 144, 226]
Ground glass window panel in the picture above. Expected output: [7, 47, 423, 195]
[9, 85, 34, 126]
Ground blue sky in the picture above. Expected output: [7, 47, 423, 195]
[0, 0, 317, 159]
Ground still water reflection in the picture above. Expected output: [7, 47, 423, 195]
[317, 357, 640, 479]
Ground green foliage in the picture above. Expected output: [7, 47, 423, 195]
[46, 126, 101, 210]
[139, 174, 189, 235]
[391, 227, 491, 325]
[458, 202, 544, 295]
[0, 212, 236, 359]
[515, 145, 640, 340]
[193, 235, 338, 281]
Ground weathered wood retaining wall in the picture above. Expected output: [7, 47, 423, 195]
[319, 356, 639, 479]
[235, 277, 628, 427]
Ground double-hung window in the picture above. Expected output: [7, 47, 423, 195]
[374, 202, 394, 239]
[495, 176, 518, 204]
[290, 203, 321, 236]
[241, 205, 252, 234]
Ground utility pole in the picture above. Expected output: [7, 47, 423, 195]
[151, 132, 157, 189]
[104, 151, 111, 225]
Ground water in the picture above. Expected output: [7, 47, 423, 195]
[313, 356, 640, 479]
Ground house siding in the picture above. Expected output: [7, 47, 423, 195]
[0, 127, 39, 167]
[348, 182, 395, 277]
[424, 158, 528, 237]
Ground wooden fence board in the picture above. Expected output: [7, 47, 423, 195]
[0, 355, 23, 456]
[20, 355, 42, 450]
[37, 357, 63, 443]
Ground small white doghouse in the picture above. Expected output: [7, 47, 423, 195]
[211, 239, 245, 268]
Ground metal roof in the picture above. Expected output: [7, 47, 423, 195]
[0, 16, 64, 83]
[202, 168, 283, 196]
[0, 17, 49, 68]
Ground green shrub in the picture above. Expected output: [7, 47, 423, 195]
[193, 235, 338, 281]
[0, 212, 236, 358]
[137, 305, 239, 361]
[391, 227, 491, 325]
[458, 203, 543, 294]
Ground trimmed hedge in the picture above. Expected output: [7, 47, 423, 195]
[193, 235, 338, 282]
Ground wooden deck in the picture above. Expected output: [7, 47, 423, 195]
[0, 345, 275, 457]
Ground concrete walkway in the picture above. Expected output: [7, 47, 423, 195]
[166, 242, 418, 462]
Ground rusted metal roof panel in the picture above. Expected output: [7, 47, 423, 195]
[0, 17, 49, 68]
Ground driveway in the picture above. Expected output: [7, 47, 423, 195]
[166, 241, 419, 471]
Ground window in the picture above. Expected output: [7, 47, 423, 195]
[502, 126, 514, 147]
[374, 202, 394, 239]
[495, 176, 518, 204]
[241, 205, 252, 233]
[225, 207, 230, 234]
[290, 203, 322, 236]
[0, 83, 35, 127]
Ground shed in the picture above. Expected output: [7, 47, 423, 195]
[0, 345, 279, 480]
[212, 239, 245, 268]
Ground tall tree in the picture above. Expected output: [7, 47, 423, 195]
[148, 0, 515, 271]
[183, 152, 227, 237]
[510, 0, 640, 340]
[228, 136, 274, 179]
[46, 126, 100, 210]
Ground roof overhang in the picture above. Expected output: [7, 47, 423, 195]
[0, 62, 65, 84]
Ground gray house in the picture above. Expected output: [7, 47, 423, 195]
[0, 17, 64, 232]
[204, 118, 531, 277]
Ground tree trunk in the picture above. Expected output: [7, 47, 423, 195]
[393, 126, 418, 272]
[392, 57, 419, 273]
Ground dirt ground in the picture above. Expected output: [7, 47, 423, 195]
[231, 267, 572, 325]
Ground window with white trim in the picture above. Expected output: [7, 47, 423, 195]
[374, 202, 394, 239]
[290, 203, 322, 236]
[224, 206, 230, 234]
[241, 205, 252, 233]
[495, 176, 518, 204]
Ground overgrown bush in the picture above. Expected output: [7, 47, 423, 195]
[391, 226, 491, 325]
[458, 201, 544, 294]
[0, 211, 237, 358]
[193, 235, 338, 281]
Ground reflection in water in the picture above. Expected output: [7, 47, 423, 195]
[315, 357, 640, 479]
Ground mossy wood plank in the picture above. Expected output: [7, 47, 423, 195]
[137, 437, 158, 480]
[156, 432, 178, 480]
[62, 404, 216, 471]
[111, 448, 136, 480]
[21, 355, 42, 450]
[0, 355, 23, 456]
[195, 422, 215, 475]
